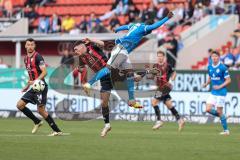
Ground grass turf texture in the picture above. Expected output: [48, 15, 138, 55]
[0, 118, 240, 160]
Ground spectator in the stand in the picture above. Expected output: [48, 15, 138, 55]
[139, 3, 157, 23]
[61, 14, 75, 32]
[227, 0, 236, 14]
[174, 3, 185, 24]
[24, 0, 42, 7]
[147, 2, 157, 22]
[24, 6, 38, 24]
[156, 2, 169, 20]
[139, 3, 149, 22]
[221, 47, 235, 68]
[193, 3, 204, 21]
[38, 15, 50, 33]
[88, 12, 100, 32]
[175, 34, 184, 51]
[186, 0, 195, 18]
[183, 2, 192, 23]
[235, 3, 240, 22]
[69, 24, 80, 35]
[164, 33, 179, 68]
[90, 20, 109, 33]
[0, 57, 8, 68]
[60, 49, 74, 68]
[115, 0, 130, 15]
[231, 24, 240, 48]
[99, 0, 132, 21]
[210, 0, 225, 14]
[109, 13, 120, 31]
[2, 0, 13, 17]
[51, 13, 61, 33]
[208, 48, 214, 64]
[79, 15, 88, 33]
[127, 4, 140, 23]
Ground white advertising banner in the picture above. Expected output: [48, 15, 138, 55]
[0, 89, 239, 116]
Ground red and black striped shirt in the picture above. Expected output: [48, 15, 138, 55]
[78, 43, 108, 72]
[24, 52, 46, 81]
[153, 62, 174, 88]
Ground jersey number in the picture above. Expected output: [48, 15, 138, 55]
[127, 25, 138, 36]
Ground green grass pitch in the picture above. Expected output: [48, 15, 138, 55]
[0, 118, 240, 160]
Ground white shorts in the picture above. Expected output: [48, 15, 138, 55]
[107, 44, 132, 70]
[206, 94, 226, 107]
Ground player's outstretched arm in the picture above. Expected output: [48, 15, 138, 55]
[145, 12, 173, 32]
[114, 24, 131, 33]
[202, 76, 211, 88]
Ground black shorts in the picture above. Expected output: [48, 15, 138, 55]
[154, 93, 171, 104]
[100, 74, 113, 92]
[21, 85, 48, 107]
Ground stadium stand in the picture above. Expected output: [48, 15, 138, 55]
[1, 0, 240, 70]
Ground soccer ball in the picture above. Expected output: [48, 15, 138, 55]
[32, 80, 45, 92]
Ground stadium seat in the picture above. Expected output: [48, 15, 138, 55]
[12, 0, 25, 6]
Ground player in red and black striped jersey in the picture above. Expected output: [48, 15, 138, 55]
[16, 38, 62, 136]
[148, 51, 185, 131]
[73, 38, 113, 137]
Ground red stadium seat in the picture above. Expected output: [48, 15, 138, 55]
[12, 0, 25, 6]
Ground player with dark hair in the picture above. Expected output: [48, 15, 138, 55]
[202, 51, 231, 135]
[73, 38, 113, 137]
[16, 38, 62, 136]
[82, 12, 174, 109]
[138, 51, 185, 131]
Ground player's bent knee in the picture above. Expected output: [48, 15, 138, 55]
[16, 100, 25, 110]
[206, 108, 211, 113]
[151, 99, 158, 107]
[205, 104, 212, 113]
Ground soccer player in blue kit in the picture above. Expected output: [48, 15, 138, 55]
[83, 12, 174, 109]
[202, 51, 231, 135]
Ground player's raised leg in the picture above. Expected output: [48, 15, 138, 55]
[100, 92, 112, 137]
[165, 99, 185, 131]
[151, 98, 163, 130]
[206, 103, 219, 117]
[17, 99, 43, 133]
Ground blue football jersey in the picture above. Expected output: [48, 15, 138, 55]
[115, 23, 149, 53]
[208, 62, 230, 96]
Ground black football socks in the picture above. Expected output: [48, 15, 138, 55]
[45, 115, 61, 132]
[170, 107, 180, 121]
[20, 107, 41, 124]
[102, 106, 110, 124]
[153, 105, 161, 121]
